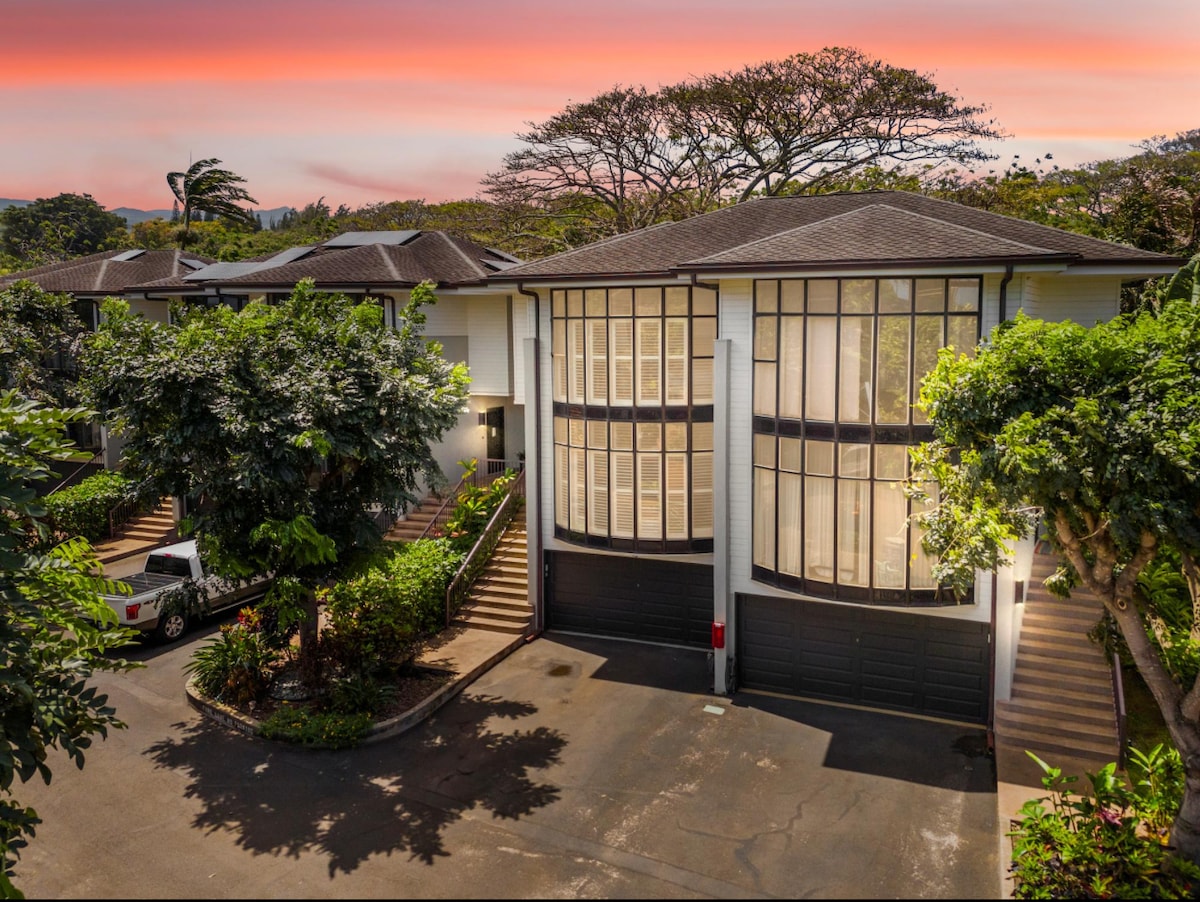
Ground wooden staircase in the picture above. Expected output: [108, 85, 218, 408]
[452, 521, 532, 635]
[113, 498, 176, 545]
[384, 494, 452, 543]
[994, 551, 1121, 782]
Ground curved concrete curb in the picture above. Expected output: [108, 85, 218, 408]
[185, 632, 530, 746]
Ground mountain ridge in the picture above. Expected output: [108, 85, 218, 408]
[0, 198, 294, 227]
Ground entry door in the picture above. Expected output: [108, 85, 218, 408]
[485, 406, 505, 473]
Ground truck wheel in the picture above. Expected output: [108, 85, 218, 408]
[152, 611, 189, 643]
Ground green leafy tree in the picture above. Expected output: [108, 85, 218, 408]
[0, 280, 90, 408]
[80, 278, 469, 680]
[483, 47, 1002, 242]
[0, 392, 140, 897]
[165, 158, 258, 248]
[908, 286, 1200, 863]
[0, 194, 129, 267]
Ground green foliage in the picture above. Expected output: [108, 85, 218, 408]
[0, 193, 129, 266]
[0, 280, 90, 408]
[257, 705, 372, 749]
[183, 610, 280, 706]
[166, 157, 258, 247]
[325, 673, 397, 716]
[443, 460, 518, 550]
[42, 470, 131, 542]
[321, 538, 463, 676]
[1009, 747, 1199, 898]
[0, 392, 141, 896]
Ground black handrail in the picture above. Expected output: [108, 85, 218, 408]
[445, 468, 525, 627]
[46, 449, 105, 496]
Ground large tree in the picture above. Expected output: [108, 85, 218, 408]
[0, 280, 90, 408]
[908, 275, 1200, 862]
[80, 279, 468, 676]
[483, 47, 1002, 243]
[0, 392, 139, 898]
[166, 158, 258, 248]
[0, 193, 128, 268]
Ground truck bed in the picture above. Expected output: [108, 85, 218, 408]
[109, 572, 185, 599]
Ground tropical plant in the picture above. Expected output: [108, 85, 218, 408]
[166, 157, 258, 247]
[1009, 747, 1200, 898]
[0, 392, 141, 898]
[909, 280, 1200, 863]
[42, 470, 131, 542]
[183, 610, 279, 706]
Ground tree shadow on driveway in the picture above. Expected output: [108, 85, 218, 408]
[145, 692, 566, 876]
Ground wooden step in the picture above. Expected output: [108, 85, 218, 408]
[997, 697, 1116, 728]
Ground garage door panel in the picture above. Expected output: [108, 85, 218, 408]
[546, 552, 713, 649]
[739, 593, 990, 724]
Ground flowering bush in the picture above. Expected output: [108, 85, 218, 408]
[1009, 745, 1200, 898]
[184, 608, 280, 705]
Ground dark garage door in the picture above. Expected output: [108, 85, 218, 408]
[545, 551, 713, 649]
[738, 593, 991, 723]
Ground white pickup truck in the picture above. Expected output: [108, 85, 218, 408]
[102, 539, 270, 643]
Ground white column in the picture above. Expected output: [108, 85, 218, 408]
[713, 338, 732, 694]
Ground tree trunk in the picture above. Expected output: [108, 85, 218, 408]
[297, 587, 322, 689]
[1172, 769, 1200, 864]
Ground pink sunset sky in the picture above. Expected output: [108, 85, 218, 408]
[4, 0, 1198, 213]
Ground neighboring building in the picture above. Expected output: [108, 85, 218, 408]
[489, 191, 1183, 724]
[125, 230, 528, 492]
[0, 248, 217, 455]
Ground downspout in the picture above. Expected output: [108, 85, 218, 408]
[988, 571, 998, 756]
[998, 264, 1014, 324]
[516, 282, 544, 637]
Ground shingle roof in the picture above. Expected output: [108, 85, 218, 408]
[0, 249, 216, 294]
[492, 191, 1181, 281]
[132, 231, 522, 292]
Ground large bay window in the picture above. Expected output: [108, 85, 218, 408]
[551, 285, 716, 552]
[752, 276, 979, 605]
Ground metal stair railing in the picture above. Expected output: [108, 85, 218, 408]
[416, 474, 470, 542]
[107, 494, 163, 540]
[444, 467, 526, 627]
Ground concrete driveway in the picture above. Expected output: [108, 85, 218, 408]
[15, 631, 1000, 898]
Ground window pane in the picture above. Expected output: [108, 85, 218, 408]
[948, 316, 978, 359]
[665, 454, 688, 539]
[692, 358, 714, 405]
[949, 278, 980, 312]
[804, 475, 834, 581]
[635, 287, 661, 317]
[805, 440, 834, 475]
[587, 420, 608, 448]
[552, 319, 566, 402]
[665, 421, 687, 452]
[692, 421, 713, 452]
[839, 443, 870, 478]
[778, 472, 802, 576]
[878, 278, 912, 313]
[568, 418, 584, 447]
[570, 447, 586, 531]
[805, 317, 837, 420]
[838, 317, 873, 423]
[665, 318, 689, 404]
[837, 480, 870, 586]
[754, 315, 777, 360]
[588, 450, 609, 535]
[638, 453, 662, 538]
[841, 279, 873, 314]
[875, 444, 907, 481]
[754, 362, 777, 417]
[692, 451, 713, 538]
[875, 316, 911, 424]
[555, 445, 569, 528]
[566, 289, 583, 318]
[610, 319, 634, 405]
[568, 319, 584, 404]
[753, 467, 776, 568]
[753, 433, 776, 467]
[808, 279, 837, 313]
[693, 286, 717, 317]
[755, 280, 778, 313]
[779, 436, 802, 472]
[915, 279, 944, 312]
[910, 482, 939, 588]
[636, 319, 662, 404]
[552, 290, 565, 318]
[665, 286, 689, 315]
[873, 481, 908, 588]
[586, 320, 608, 405]
[585, 288, 606, 317]
[692, 317, 716, 356]
[780, 280, 804, 313]
[779, 316, 804, 419]
[610, 452, 635, 537]
[610, 421, 633, 451]
[636, 422, 661, 452]
[609, 288, 632, 317]
[912, 317, 944, 426]
[553, 416, 568, 445]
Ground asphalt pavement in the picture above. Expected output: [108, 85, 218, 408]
[15, 629, 1002, 899]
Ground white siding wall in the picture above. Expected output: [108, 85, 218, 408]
[422, 295, 469, 334]
[466, 295, 511, 395]
[125, 298, 170, 324]
[1021, 274, 1122, 325]
[512, 295, 531, 406]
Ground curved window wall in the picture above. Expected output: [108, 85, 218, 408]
[551, 285, 716, 552]
[752, 276, 980, 605]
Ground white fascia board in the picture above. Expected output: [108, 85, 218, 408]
[489, 277, 684, 290]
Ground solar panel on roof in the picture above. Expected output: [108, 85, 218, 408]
[179, 258, 207, 270]
[110, 249, 146, 262]
[322, 230, 420, 247]
[182, 262, 264, 281]
[264, 246, 316, 265]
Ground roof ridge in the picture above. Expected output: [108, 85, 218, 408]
[685, 201, 1063, 266]
[375, 243, 402, 281]
[435, 230, 487, 280]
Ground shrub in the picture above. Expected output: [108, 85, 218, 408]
[325, 673, 397, 716]
[257, 706, 372, 749]
[42, 470, 132, 541]
[184, 612, 280, 706]
[321, 538, 463, 676]
[1009, 746, 1200, 898]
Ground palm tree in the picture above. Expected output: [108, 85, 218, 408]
[166, 158, 259, 247]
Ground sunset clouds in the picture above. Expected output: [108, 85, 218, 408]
[4, 0, 1197, 211]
